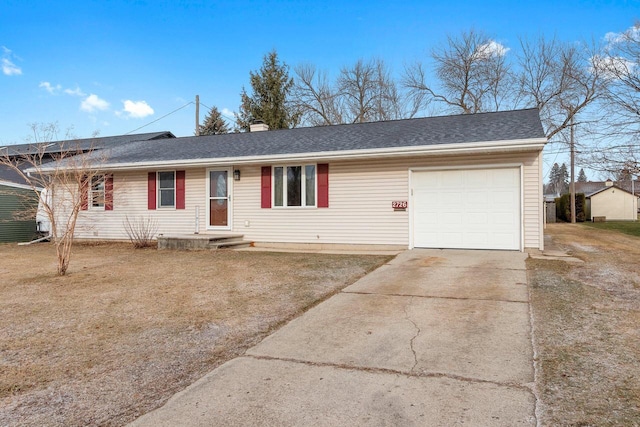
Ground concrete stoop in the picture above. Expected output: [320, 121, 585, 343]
[157, 234, 252, 250]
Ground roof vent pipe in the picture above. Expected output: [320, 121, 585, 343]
[249, 120, 269, 132]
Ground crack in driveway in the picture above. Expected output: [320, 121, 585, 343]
[402, 296, 421, 373]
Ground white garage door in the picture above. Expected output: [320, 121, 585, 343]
[412, 168, 521, 250]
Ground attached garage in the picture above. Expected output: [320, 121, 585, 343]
[411, 167, 521, 250]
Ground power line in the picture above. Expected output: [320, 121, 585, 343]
[125, 102, 194, 135]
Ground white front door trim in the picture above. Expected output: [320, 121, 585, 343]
[206, 167, 233, 231]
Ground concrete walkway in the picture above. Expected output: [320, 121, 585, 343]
[130, 249, 536, 426]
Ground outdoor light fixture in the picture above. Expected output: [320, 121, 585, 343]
[234, 169, 241, 181]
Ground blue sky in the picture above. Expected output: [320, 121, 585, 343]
[0, 0, 638, 152]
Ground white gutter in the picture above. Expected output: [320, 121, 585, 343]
[0, 180, 42, 191]
[35, 137, 547, 173]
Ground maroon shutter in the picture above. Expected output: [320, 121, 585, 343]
[104, 174, 113, 211]
[317, 163, 329, 208]
[80, 176, 88, 210]
[176, 170, 185, 209]
[261, 166, 271, 208]
[147, 172, 156, 210]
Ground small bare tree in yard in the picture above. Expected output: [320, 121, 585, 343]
[123, 215, 158, 248]
[0, 124, 104, 275]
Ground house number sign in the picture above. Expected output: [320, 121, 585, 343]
[392, 201, 408, 210]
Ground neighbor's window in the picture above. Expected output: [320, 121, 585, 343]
[90, 175, 105, 208]
[158, 171, 175, 208]
[273, 165, 316, 207]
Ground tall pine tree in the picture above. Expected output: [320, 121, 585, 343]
[199, 106, 230, 135]
[236, 50, 299, 131]
[559, 163, 569, 194]
[577, 168, 587, 182]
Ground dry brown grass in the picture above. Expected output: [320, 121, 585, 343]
[0, 242, 391, 426]
[528, 224, 640, 426]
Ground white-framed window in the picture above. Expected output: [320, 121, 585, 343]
[273, 164, 316, 207]
[90, 175, 105, 209]
[158, 171, 176, 208]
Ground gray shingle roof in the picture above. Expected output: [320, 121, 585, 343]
[1, 131, 175, 185]
[92, 109, 545, 166]
[576, 181, 640, 197]
[1, 131, 175, 156]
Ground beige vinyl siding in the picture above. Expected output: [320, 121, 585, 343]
[70, 149, 543, 249]
[73, 169, 207, 239]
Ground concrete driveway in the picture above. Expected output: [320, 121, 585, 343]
[130, 249, 536, 426]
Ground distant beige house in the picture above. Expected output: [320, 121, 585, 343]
[584, 183, 638, 221]
[43, 109, 548, 251]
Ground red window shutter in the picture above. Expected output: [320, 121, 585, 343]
[261, 166, 271, 208]
[104, 174, 114, 211]
[317, 163, 329, 208]
[176, 170, 186, 209]
[147, 172, 156, 210]
[80, 176, 88, 211]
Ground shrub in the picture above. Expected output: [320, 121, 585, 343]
[555, 193, 586, 222]
[123, 215, 159, 248]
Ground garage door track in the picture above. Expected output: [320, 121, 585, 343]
[130, 249, 536, 426]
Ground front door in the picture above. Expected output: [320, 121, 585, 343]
[208, 169, 231, 229]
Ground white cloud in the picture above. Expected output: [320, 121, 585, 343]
[1, 46, 22, 76]
[475, 40, 510, 59]
[591, 54, 635, 80]
[64, 86, 85, 96]
[222, 107, 234, 118]
[81, 94, 110, 112]
[2, 58, 21, 75]
[39, 81, 61, 94]
[120, 100, 154, 118]
[605, 24, 640, 47]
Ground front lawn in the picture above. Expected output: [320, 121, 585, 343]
[0, 243, 391, 426]
[582, 219, 640, 237]
[528, 224, 640, 426]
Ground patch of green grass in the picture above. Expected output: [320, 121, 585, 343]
[582, 220, 640, 237]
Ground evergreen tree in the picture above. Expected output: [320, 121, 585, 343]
[559, 163, 569, 194]
[199, 106, 230, 135]
[577, 168, 587, 182]
[548, 163, 561, 194]
[236, 50, 300, 131]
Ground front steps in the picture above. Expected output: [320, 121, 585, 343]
[157, 234, 252, 250]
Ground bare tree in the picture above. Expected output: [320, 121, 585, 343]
[0, 124, 105, 275]
[403, 30, 516, 114]
[587, 23, 640, 177]
[292, 63, 343, 126]
[596, 23, 640, 138]
[294, 58, 417, 126]
[517, 36, 602, 140]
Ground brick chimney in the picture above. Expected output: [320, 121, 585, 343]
[249, 120, 269, 132]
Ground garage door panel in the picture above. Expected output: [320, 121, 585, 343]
[467, 212, 488, 225]
[413, 168, 520, 250]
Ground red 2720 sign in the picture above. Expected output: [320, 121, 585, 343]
[392, 200, 408, 209]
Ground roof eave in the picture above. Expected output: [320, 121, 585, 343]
[39, 137, 547, 172]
